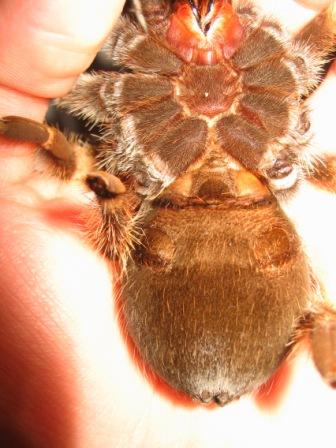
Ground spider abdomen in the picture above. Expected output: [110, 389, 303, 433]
[123, 196, 310, 405]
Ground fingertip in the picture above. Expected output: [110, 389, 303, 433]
[0, 85, 48, 118]
[295, 0, 331, 11]
[253, 0, 317, 33]
[0, 0, 125, 98]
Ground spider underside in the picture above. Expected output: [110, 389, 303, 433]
[1, 0, 336, 406]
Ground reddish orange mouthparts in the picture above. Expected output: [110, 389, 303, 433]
[166, 0, 244, 65]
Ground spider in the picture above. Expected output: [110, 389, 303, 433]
[1, 0, 336, 407]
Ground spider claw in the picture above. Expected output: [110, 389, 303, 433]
[86, 171, 126, 199]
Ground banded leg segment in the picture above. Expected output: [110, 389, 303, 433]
[0, 115, 76, 179]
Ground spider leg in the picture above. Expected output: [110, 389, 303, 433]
[303, 151, 336, 382]
[84, 171, 141, 269]
[287, 3, 336, 97]
[311, 306, 336, 388]
[0, 115, 77, 179]
[0, 115, 140, 265]
[307, 156, 336, 192]
[294, 3, 336, 59]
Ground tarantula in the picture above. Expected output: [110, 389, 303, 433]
[1, 0, 336, 407]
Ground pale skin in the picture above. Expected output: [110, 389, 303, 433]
[0, 1, 335, 447]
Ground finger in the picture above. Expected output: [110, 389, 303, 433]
[296, 0, 331, 10]
[253, 0, 330, 33]
[0, 138, 36, 186]
[0, 0, 125, 99]
[0, 199, 126, 446]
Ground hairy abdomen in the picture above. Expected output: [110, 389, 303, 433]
[122, 199, 311, 405]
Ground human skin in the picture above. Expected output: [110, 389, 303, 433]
[0, 1, 335, 447]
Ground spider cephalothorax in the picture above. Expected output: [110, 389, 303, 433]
[67, 0, 325, 197]
[1, 0, 336, 406]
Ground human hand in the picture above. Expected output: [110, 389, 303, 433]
[0, 1, 335, 447]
